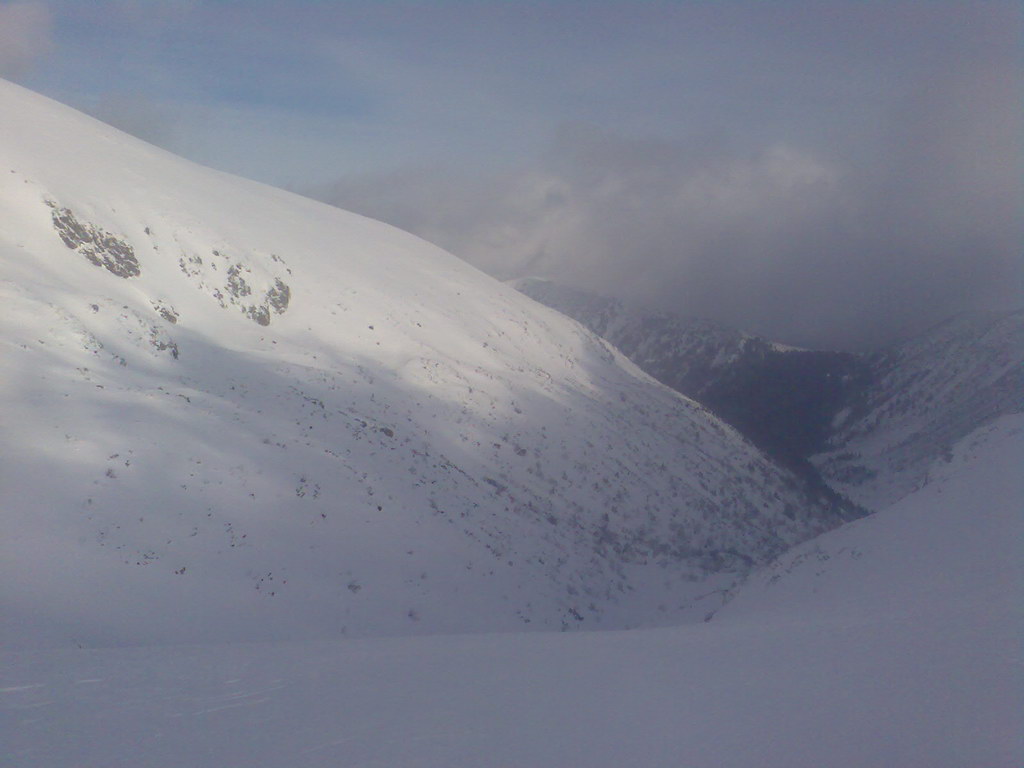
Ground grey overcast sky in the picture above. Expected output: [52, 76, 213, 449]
[2, 0, 1021, 349]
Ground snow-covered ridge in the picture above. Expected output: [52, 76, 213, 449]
[510, 277, 774, 371]
[813, 309, 1024, 508]
[723, 412, 1024, 621]
[0, 80, 846, 647]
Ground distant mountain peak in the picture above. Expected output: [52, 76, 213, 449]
[513, 278, 869, 469]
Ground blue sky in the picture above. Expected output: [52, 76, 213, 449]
[15, 0, 983, 185]
[2, 1, 1021, 348]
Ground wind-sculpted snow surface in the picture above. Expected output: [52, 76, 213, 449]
[813, 310, 1024, 508]
[0, 79, 845, 647]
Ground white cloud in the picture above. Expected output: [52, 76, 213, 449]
[313, 97, 1020, 351]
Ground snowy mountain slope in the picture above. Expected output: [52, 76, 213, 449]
[813, 309, 1024, 508]
[512, 277, 869, 465]
[512, 278, 789, 389]
[0, 80, 848, 646]
[3, 416, 1019, 768]
[720, 412, 1023, 623]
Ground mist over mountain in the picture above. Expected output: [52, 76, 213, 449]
[513, 278, 1022, 519]
[513, 278, 872, 470]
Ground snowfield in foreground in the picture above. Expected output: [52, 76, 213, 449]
[4, 415, 1020, 768]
